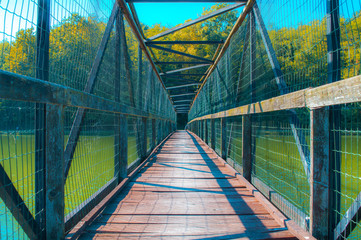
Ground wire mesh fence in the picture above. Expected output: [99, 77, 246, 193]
[0, 0, 176, 239]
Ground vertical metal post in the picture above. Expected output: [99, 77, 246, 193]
[45, 104, 64, 239]
[242, 115, 252, 181]
[327, 0, 341, 235]
[35, 0, 50, 233]
[204, 120, 208, 144]
[137, 45, 143, 109]
[119, 115, 128, 179]
[250, 10, 256, 104]
[142, 117, 147, 159]
[151, 119, 156, 149]
[242, 11, 256, 182]
[221, 118, 227, 159]
[114, 8, 121, 183]
[210, 119, 215, 149]
[310, 108, 330, 239]
[157, 120, 162, 144]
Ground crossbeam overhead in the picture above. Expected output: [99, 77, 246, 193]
[161, 64, 211, 75]
[155, 61, 212, 65]
[148, 3, 245, 40]
[170, 93, 196, 98]
[146, 40, 224, 45]
[149, 45, 213, 63]
[166, 83, 201, 90]
[174, 99, 193, 103]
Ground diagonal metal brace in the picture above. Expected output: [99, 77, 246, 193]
[63, 3, 119, 180]
[0, 165, 41, 239]
[252, 2, 310, 180]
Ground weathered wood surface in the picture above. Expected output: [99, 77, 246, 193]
[76, 131, 297, 239]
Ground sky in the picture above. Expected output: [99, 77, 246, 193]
[134, 3, 215, 27]
[1, 0, 361, 42]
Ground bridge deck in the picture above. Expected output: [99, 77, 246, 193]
[76, 131, 297, 239]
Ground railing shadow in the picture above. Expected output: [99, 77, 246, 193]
[186, 131, 276, 239]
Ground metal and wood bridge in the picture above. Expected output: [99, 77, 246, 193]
[1, 0, 361, 239]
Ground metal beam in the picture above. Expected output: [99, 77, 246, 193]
[164, 73, 206, 76]
[148, 3, 245, 40]
[174, 99, 193, 103]
[174, 104, 190, 107]
[63, 3, 119, 180]
[0, 165, 41, 239]
[334, 191, 361, 240]
[166, 83, 200, 90]
[155, 61, 212, 65]
[148, 45, 213, 63]
[160, 64, 211, 75]
[147, 40, 224, 45]
[170, 93, 196, 98]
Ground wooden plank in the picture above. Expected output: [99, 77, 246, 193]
[306, 74, 361, 108]
[148, 45, 213, 63]
[0, 165, 41, 239]
[310, 108, 329, 239]
[45, 104, 65, 239]
[189, 89, 306, 122]
[148, 3, 245, 40]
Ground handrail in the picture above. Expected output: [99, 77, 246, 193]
[188, 74, 361, 123]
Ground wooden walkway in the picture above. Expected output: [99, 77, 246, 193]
[76, 131, 298, 239]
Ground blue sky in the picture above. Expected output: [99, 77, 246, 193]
[134, 3, 215, 27]
[1, 0, 361, 42]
